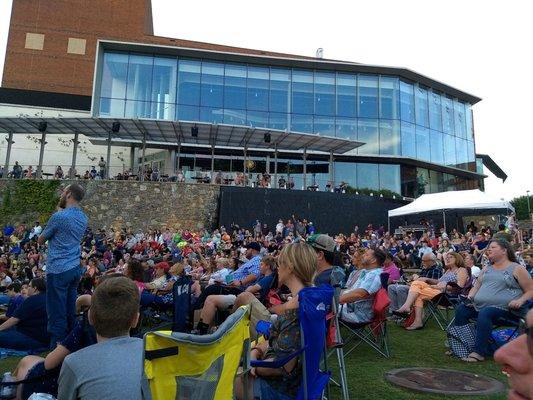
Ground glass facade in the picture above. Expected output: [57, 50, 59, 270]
[97, 51, 477, 173]
[96, 49, 480, 197]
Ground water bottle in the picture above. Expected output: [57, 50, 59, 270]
[0, 372, 15, 398]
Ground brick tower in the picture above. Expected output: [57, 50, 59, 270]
[1, 0, 154, 96]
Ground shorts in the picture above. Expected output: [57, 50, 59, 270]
[253, 378, 293, 400]
[248, 297, 272, 337]
[21, 361, 60, 400]
[219, 294, 237, 308]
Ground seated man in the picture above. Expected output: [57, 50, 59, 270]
[193, 242, 262, 309]
[0, 278, 49, 351]
[58, 276, 142, 400]
[195, 255, 276, 335]
[0, 282, 25, 322]
[339, 248, 385, 324]
[387, 252, 443, 313]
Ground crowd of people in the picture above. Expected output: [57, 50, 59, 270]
[0, 183, 532, 399]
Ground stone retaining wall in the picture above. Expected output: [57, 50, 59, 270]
[0, 179, 220, 231]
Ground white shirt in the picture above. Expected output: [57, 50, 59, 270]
[276, 223, 284, 234]
[209, 268, 231, 285]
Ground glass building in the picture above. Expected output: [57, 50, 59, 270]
[92, 42, 483, 197]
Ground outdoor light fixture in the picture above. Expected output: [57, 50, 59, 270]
[38, 121, 47, 132]
[191, 126, 198, 138]
[111, 122, 121, 133]
[264, 132, 271, 143]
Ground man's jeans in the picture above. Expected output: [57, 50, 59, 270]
[454, 304, 520, 357]
[46, 267, 82, 348]
[387, 284, 410, 311]
[0, 327, 47, 351]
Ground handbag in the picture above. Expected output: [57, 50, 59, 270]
[446, 323, 476, 359]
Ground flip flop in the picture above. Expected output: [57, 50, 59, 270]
[462, 353, 485, 362]
[405, 325, 423, 331]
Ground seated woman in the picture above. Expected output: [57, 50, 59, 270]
[195, 256, 276, 335]
[234, 243, 316, 400]
[382, 253, 401, 284]
[0, 278, 49, 351]
[454, 239, 533, 362]
[394, 252, 469, 330]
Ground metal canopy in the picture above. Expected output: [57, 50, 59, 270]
[0, 117, 363, 154]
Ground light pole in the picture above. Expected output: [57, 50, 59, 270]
[527, 190, 531, 221]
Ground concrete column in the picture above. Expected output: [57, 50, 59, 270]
[70, 132, 79, 179]
[176, 144, 181, 171]
[274, 145, 278, 189]
[303, 148, 307, 190]
[168, 149, 176, 176]
[210, 145, 215, 179]
[141, 131, 147, 182]
[3, 133, 14, 176]
[130, 146, 136, 171]
[106, 131, 112, 179]
[329, 150, 334, 190]
[36, 132, 47, 179]
[243, 147, 248, 186]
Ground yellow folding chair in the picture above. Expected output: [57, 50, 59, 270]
[143, 305, 250, 400]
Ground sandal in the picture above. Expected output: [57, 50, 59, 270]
[392, 310, 411, 318]
[445, 350, 453, 356]
[461, 352, 485, 362]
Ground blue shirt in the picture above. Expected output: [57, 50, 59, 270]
[14, 293, 49, 345]
[6, 294, 24, 317]
[42, 206, 88, 274]
[233, 255, 262, 283]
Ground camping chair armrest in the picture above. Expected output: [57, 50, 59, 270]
[250, 348, 305, 369]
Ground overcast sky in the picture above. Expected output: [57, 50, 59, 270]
[0, 0, 531, 199]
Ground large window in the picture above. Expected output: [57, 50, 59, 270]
[200, 62, 224, 108]
[357, 163, 379, 191]
[415, 86, 429, 127]
[454, 99, 467, 138]
[430, 130, 444, 165]
[379, 120, 400, 155]
[224, 64, 246, 109]
[292, 69, 314, 114]
[357, 119, 379, 155]
[126, 54, 153, 102]
[335, 162, 357, 188]
[415, 126, 430, 162]
[401, 121, 416, 158]
[336, 117, 357, 140]
[247, 66, 269, 111]
[441, 95, 454, 135]
[379, 164, 401, 193]
[336, 73, 356, 117]
[270, 68, 290, 113]
[314, 72, 335, 116]
[443, 133, 457, 166]
[379, 76, 399, 119]
[429, 90, 442, 131]
[100, 52, 128, 100]
[314, 116, 335, 136]
[178, 59, 201, 106]
[358, 75, 378, 118]
[400, 81, 415, 123]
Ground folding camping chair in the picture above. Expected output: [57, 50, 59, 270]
[142, 305, 250, 400]
[339, 287, 391, 358]
[249, 285, 334, 400]
[424, 280, 472, 331]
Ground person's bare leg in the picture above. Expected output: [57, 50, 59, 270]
[232, 292, 255, 312]
[199, 295, 226, 326]
[14, 355, 45, 400]
[406, 306, 424, 330]
[234, 374, 254, 400]
[396, 291, 419, 313]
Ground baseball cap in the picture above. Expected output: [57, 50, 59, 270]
[245, 242, 261, 252]
[307, 234, 336, 253]
[154, 261, 170, 272]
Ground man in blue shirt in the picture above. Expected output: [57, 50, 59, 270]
[39, 183, 88, 348]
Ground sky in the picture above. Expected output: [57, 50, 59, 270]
[0, 0, 531, 200]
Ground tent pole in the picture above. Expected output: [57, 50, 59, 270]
[442, 210, 447, 233]
[387, 216, 390, 234]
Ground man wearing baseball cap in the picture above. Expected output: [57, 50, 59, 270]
[307, 234, 343, 286]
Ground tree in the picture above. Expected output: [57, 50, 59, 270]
[510, 195, 531, 221]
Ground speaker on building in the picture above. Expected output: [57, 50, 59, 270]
[191, 126, 198, 138]
[38, 121, 47, 132]
[264, 132, 271, 143]
[112, 122, 121, 133]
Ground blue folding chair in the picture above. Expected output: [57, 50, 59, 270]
[250, 285, 334, 400]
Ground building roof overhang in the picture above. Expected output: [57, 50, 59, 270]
[476, 153, 508, 182]
[0, 117, 363, 154]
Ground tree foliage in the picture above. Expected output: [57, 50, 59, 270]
[510, 195, 531, 221]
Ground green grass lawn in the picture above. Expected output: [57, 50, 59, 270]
[0, 318, 508, 399]
[328, 318, 508, 400]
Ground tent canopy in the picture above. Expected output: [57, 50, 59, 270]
[388, 189, 514, 218]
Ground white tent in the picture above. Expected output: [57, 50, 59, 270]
[388, 189, 514, 230]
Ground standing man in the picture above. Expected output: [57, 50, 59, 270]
[38, 184, 88, 348]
